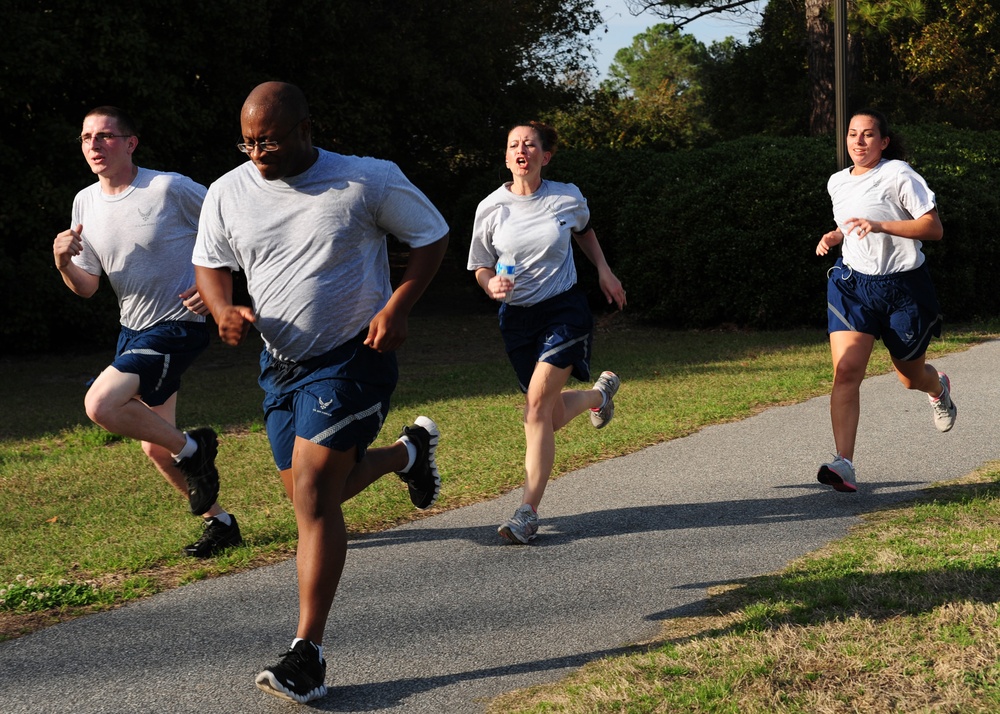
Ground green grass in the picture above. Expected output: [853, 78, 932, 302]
[1, 313, 999, 711]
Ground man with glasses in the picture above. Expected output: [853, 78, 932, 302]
[194, 81, 449, 704]
[53, 106, 242, 558]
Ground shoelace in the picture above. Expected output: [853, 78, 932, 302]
[511, 508, 536, 530]
[931, 394, 952, 415]
[274, 648, 321, 679]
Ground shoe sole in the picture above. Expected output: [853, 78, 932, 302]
[590, 372, 619, 429]
[935, 405, 957, 433]
[817, 466, 857, 493]
[498, 523, 537, 544]
[183, 429, 220, 515]
[409, 416, 441, 509]
[183, 535, 243, 558]
[255, 672, 328, 704]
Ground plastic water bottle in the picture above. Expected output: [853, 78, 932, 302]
[496, 260, 516, 303]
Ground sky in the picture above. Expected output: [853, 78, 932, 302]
[589, 0, 763, 79]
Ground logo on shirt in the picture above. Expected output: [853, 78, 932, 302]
[138, 206, 153, 223]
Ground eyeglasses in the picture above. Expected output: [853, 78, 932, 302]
[237, 117, 307, 154]
[77, 133, 130, 145]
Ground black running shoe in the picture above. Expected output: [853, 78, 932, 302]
[176, 427, 220, 515]
[255, 640, 328, 704]
[394, 416, 441, 510]
[183, 515, 243, 558]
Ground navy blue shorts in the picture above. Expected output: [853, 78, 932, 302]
[827, 258, 942, 361]
[498, 287, 593, 393]
[112, 321, 209, 407]
[258, 331, 398, 471]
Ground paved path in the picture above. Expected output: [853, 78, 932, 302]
[4, 341, 999, 713]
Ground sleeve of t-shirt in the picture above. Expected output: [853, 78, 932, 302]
[176, 176, 208, 232]
[895, 163, 936, 220]
[192, 184, 241, 271]
[467, 196, 501, 270]
[374, 162, 449, 249]
[69, 191, 103, 277]
[564, 183, 591, 234]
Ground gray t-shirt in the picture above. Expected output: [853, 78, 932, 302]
[193, 149, 448, 362]
[71, 167, 207, 330]
[467, 180, 590, 306]
[827, 158, 937, 275]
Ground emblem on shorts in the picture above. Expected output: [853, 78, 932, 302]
[318, 397, 333, 411]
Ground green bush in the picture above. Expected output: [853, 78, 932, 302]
[533, 126, 1000, 329]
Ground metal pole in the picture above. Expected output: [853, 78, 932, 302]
[834, 0, 849, 168]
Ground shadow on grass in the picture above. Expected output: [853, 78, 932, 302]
[643, 477, 1000, 636]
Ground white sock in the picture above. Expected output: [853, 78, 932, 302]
[172, 433, 197, 462]
[396, 438, 418, 473]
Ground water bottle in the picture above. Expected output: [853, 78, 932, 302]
[496, 260, 516, 304]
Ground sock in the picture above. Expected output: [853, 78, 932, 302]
[292, 638, 323, 661]
[210, 512, 232, 527]
[396, 438, 418, 473]
[841, 456, 854, 468]
[171, 433, 197, 462]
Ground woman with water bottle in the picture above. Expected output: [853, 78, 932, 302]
[467, 120, 627, 544]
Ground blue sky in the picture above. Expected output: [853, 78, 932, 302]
[590, 0, 762, 79]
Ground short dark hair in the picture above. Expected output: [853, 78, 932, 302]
[84, 106, 139, 137]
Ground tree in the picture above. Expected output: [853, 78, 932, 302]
[605, 23, 709, 99]
[622, 0, 950, 135]
[548, 24, 712, 150]
[0, 0, 603, 353]
[902, 0, 1000, 126]
[700, 3, 811, 138]
[623, 0, 848, 134]
[624, 0, 765, 29]
[805, 0, 834, 134]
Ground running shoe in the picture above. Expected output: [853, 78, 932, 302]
[255, 640, 328, 704]
[183, 515, 243, 558]
[394, 416, 441, 509]
[929, 372, 957, 433]
[176, 427, 220, 515]
[589, 371, 621, 429]
[498, 503, 539, 544]
[817, 455, 857, 493]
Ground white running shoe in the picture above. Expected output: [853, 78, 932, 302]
[929, 372, 957, 433]
[589, 371, 621, 429]
[817, 455, 857, 493]
[498, 504, 538, 544]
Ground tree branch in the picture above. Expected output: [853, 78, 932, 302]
[623, 0, 761, 30]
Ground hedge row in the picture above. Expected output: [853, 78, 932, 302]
[537, 125, 1000, 329]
